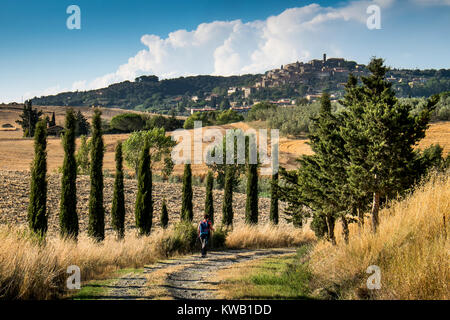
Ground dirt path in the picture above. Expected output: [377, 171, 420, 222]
[100, 248, 297, 300]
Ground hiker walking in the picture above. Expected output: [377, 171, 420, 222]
[198, 214, 214, 258]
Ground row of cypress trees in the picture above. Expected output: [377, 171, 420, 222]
[28, 108, 280, 239]
[178, 158, 279, 228]
[28, 108, 120, 240]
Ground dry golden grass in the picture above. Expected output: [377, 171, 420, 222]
[0, 225, 175, 299]
[225, 223, 315, 249]
[0, 222, 312, 299]
[417, 121, 450, 155]
[309, 170, 450, 300]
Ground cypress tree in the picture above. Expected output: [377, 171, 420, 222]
[28, 120, 48, 237]
[181, 163, 193, 221]
[269, 172, 279, 225]
[50, 112, 56, 127]
[160, 199, 169, 229]
[204, 171, 214, 224]
[341, 58, 438, 232]
[88, 108, 105, 241]
[278, 93, 350, 244]
[222, 166, 234, 227]
[111, 141, 125, 239]
[135, 141, 153, 235]
[245, 163, 258, 224]
[60, 109, 78, 239]
[16, 100, 43, 137]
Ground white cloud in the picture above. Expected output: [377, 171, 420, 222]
[412, 0, 450, 6]
[38, 0, 401, 97]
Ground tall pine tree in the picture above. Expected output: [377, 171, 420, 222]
[135, 141, 153, 235]
[60, 109, 78, 239]
[279, 93, 351, 244]
[88, 108, 105, 241]
[111, 141, 125, 239]
[222, 166, 234, 227]
[28, 120, 48, 237]
[16, 101, 43, 137]
[205, 171, 214, 224]
[181, 163, 193, 221]
[49, 112, 56, 127]
[245, 163, 258, 224]
[341, 58, 438, 232]
[269, 172, 279, 225]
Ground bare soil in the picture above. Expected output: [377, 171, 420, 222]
[0, 170, 288, 236]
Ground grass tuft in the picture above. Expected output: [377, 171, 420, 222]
[309, 170, 450, 300]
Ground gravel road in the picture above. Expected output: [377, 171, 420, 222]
[100, 248, 297, 300]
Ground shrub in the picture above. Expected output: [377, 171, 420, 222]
[246, 102, 321, 136]
[216, 109, 244, 125]
[146, 115, 183, 131]
[75, 135, 91, 175]
[156, 221, 198, 257]
[211, 227, 227, 249]
[160, 199, 169, 229]
[310, 213, 328, 239]
[110, 113, 146, 132]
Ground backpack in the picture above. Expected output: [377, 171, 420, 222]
[199, 220, 210, 236]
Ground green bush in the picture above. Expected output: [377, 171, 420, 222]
[184, 111, 216, 129]
[211, 227, 227, 249]
[246, 101, 321, 136]
[310, 213, 328, 239]
[184, 109, 244, 129]
[403, 92, 450, 121]
[157, 221, 198, 257]
[146, 115, 183, 131]
[216, 109, 244, 125]
[110, 113, 146, 132]
[247, 102, 277, 121]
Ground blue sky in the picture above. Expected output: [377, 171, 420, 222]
[0, 0, 449, 103]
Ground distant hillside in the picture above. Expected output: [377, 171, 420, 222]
[31, 57, 450, 114]
[32, 74, 261, 113]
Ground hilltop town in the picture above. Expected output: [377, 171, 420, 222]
[29, 54, 450, 116]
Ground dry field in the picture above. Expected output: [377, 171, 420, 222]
[2, 104, 448, 177]
[0, 170, 289, 237]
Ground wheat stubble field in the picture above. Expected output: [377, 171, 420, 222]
[0, 170, 292, 236]
[1, 105, 448, 176]
[0, 104, 449, 234]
